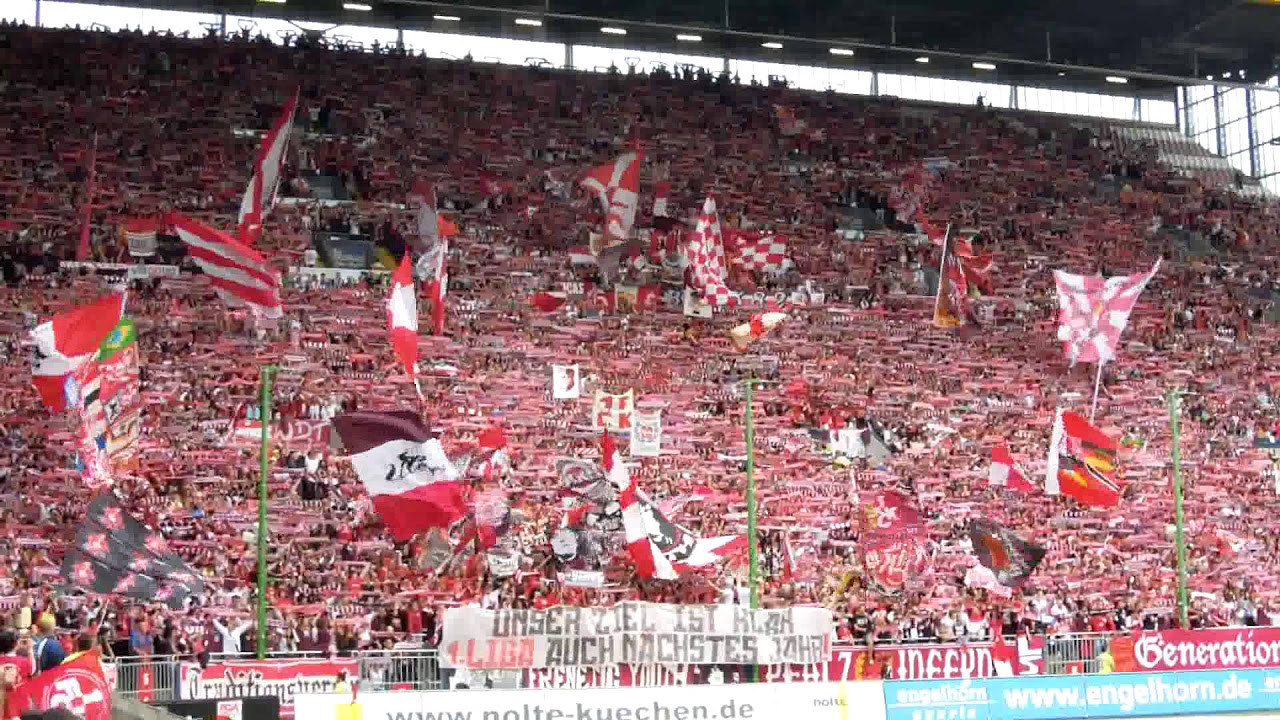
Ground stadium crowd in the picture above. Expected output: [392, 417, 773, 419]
[1, 18, 1280, 670]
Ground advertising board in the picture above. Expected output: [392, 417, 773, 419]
[179, 658, 357, 718]
[883, 668, 1280, 720]
[297, 680, 887, 720]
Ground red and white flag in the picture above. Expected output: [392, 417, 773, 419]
[29, 294, 124, 410]
[1053, 258, 1160, 365]
[409, 180, 439, 251]
[331, 410, 467, 541]
[603, 433, 744, 579]
[652, 180, 670, 218]
[237, 88, 298, 246]
[989, 445, 1033, 493]
[4, 650, 111, 720]
[172, 214, 282, 318]
[387, 254, 418, 377]
[684, 196, 737, 308]
[726, 231, 792, 275]
[729, 301, 787, 350]
[580, 147, 640, 243]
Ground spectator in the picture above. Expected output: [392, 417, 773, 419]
[31, 616, 64, 673]
[0, 629, 33, 682]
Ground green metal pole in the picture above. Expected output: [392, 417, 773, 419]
[745, 378, 759, 611]
[744, 377, 759, 682]
[257, 364, 278, 659]
[1168, 389, 1190, 630]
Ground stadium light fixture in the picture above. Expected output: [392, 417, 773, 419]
[515, 18, 542, 27]
[257, 0, 286, 4]
[343, 2, 372, 10]
[601, 27, 627, 35]
[829, 48, 853, 56]
[915, 56, 929, 63]
[1105, 76, 1128, 84]
[762, 42, 783, 49]
[433, 14, 461, 21]
[972, 62, 996, 71]
[676, 34, 702, 42]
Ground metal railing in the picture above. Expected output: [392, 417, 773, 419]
[100, 631, 1131, 702]
[107, 649, 446, 701]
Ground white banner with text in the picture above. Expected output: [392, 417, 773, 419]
[442, 602, 833, 669]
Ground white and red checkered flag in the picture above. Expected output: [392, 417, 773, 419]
[1053, 258, 1160, 365]
[726, 229, 792, 275]
[603, 433, 745, 580]
[580, 145, 641, 243]
[684, 195, 737, 308]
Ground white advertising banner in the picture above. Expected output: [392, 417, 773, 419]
[441, 601, 833, 669]
[296, 681, 886, 720]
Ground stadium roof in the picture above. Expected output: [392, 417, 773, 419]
[102, 0, 1280, 88]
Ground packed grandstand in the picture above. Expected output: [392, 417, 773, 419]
[1, 13, 1279, 691]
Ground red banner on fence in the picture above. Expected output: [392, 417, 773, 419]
[1129, 627, 1280, 673]
[521, 638, 1046, 687]
[179, 658, 357, 718]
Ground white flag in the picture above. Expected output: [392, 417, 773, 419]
[630, 409, 662, 457]
[592, 389, 634, 431]
[552, 364, 581, 400]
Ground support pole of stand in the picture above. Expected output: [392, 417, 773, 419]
[257, 364, 278, 659]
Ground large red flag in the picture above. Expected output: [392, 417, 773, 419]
[5, 651, 111, 720]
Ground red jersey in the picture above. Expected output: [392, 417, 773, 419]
[0, 653, 34, 683]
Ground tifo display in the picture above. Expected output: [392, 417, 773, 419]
[2, 13, 1280, 720]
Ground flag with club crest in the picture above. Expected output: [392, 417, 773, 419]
[61, 493, 204, 609]
[4, 650, 112, 720]
[1053, 258, 1160, 365]
[629, 409, 662, 457]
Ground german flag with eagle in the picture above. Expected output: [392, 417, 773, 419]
[1046, 409, 1122, 507]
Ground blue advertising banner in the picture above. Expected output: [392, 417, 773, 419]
[884, 669, 1280, 720]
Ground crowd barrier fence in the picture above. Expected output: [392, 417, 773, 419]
[101, 631, 1130, 702]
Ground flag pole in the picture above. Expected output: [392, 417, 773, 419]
[1089, 363, 1104, 423]
[257, 363, 278, 659]
[744, 376, 760, 681]
[1167, 389, 1190, 629]
[930, 223, 953, 326]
